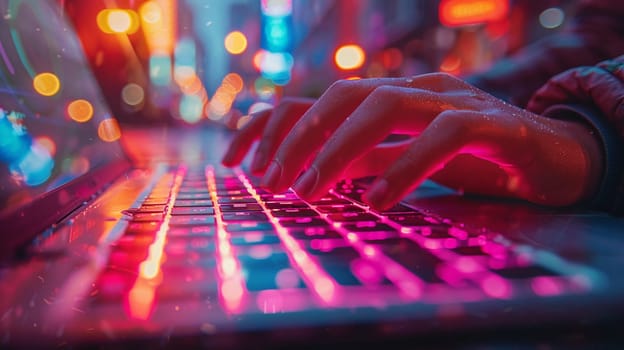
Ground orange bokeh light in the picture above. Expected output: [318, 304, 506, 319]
[439, 0, 509, 27]
[97, 118, 121, 142]
[67, 99, 94, 123]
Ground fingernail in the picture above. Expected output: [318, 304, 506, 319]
[261, 160, 282, 190]
[250, 152, 267, 173]
[364, 179, 389, 209]
[293, 167, 319, 198]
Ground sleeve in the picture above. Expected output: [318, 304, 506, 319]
[465, 0, 624, 108]
[526, 55, 624, 215]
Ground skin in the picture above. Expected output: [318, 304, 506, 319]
[222, 73, 604, 211]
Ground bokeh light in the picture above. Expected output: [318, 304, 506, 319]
[108, 10, 132, 33]
[334, 44, 365, 70]
[223, 73, 244, 93]
[539, 7, 565, 29]
[224, 31, 248, 55]
[67, 99, 94, 123]
[121, 83, 145, 107]
[179, 94, 204, 123]
[10, 143, 54, 186]
[140, 1, 162, 24]
[97, 118, 121, 142]
[97, 9, 140, 34]
[34, 136, 56, 157]
[33, 72, 60, 96]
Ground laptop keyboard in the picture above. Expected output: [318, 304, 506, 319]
[94, 164, 602, 317]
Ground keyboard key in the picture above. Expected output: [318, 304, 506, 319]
[171, 207, 215, 216]
[220, 203, 263, 212]
[222, 211, 269, 222]
[369, 238, 443, 283]
[174, 199, 214, 207]
[265, 201, 308, 210]
[492, 265, 559, 279]
[226, 221, 275, 232]
[131, 212, 164, 222]
[230, 231, 281, 245]
[340, 222, 396, 233]
[169, 215, 216, 226]
[271, 208, 319, 218]
[308, 197, 351, 206]
[386, 214, 441, 227]
[238, 249, 305, 291]
[176, 192, 212, 200]
[315, 204, 364, 214]
[278, 217, 330, 228]
[136, 204, 167, 213]
[125, 221, 160, 234]
[289, 229, 343, 240]
[326, 212, 379, 222]
[158, 267, 219, 299]
[168, 225, 214, 237]
[218, 196, 257, 204]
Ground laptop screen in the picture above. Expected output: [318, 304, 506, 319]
[0, 0, 126, 216]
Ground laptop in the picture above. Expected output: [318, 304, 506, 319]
[1, 1, 624, 348]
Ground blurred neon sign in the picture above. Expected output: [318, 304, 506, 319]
[439, 0, 509, 27]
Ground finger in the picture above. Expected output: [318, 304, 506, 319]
[250, 98, 314, 175]
[263, 78, 447, 193]
[292, 86, 435, 200]
[342, 140, 411, 179]
[363, 110, 531, 211]
[221, 109, 271, 167]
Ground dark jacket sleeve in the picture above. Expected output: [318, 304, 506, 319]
[526, 55, 624, 215]
[465, 0, 624, 108]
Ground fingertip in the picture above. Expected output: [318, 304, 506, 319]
[363, 178, 392, 211]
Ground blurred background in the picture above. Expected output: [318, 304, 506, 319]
[61, 0, 576, 128]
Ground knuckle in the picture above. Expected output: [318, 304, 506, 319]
[327, 79, 356, 94]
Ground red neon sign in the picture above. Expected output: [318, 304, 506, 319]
[439, 0, 509, 27]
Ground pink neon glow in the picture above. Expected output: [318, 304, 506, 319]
[351, 259, 384, 285]
[127, 281, 155, 320]
[455, 257, 483, 274]
[481, 275, 513, 299]
[249, 244, 273, 259]
[362, 245, 379, 258]
[236, 170, 340, 305]
[449, 227, 468, 240]
[127, 166, 186, 320]
[531, 276, 564, 296]
[256, 290, 307, 313]
[275, 268, 300, 289]
[443, 238, 459, 249]
[207, 167, 247, 313]
[423, 239, 442, 250]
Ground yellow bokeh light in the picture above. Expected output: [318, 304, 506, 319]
[224, 31, 248, 55]
[334, 44, 366, 70]
[97, 118, 121, 142]
[33, 72, 61, 96]
[97, 9, 139, 34]
[139, 1, 162, 24]
[67, 99, 94, 123]
[108, 10, 132, 33]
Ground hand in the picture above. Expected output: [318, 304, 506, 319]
[223, 73, 603, 211]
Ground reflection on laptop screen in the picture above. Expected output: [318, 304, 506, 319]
[0, 0, 125, 215]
